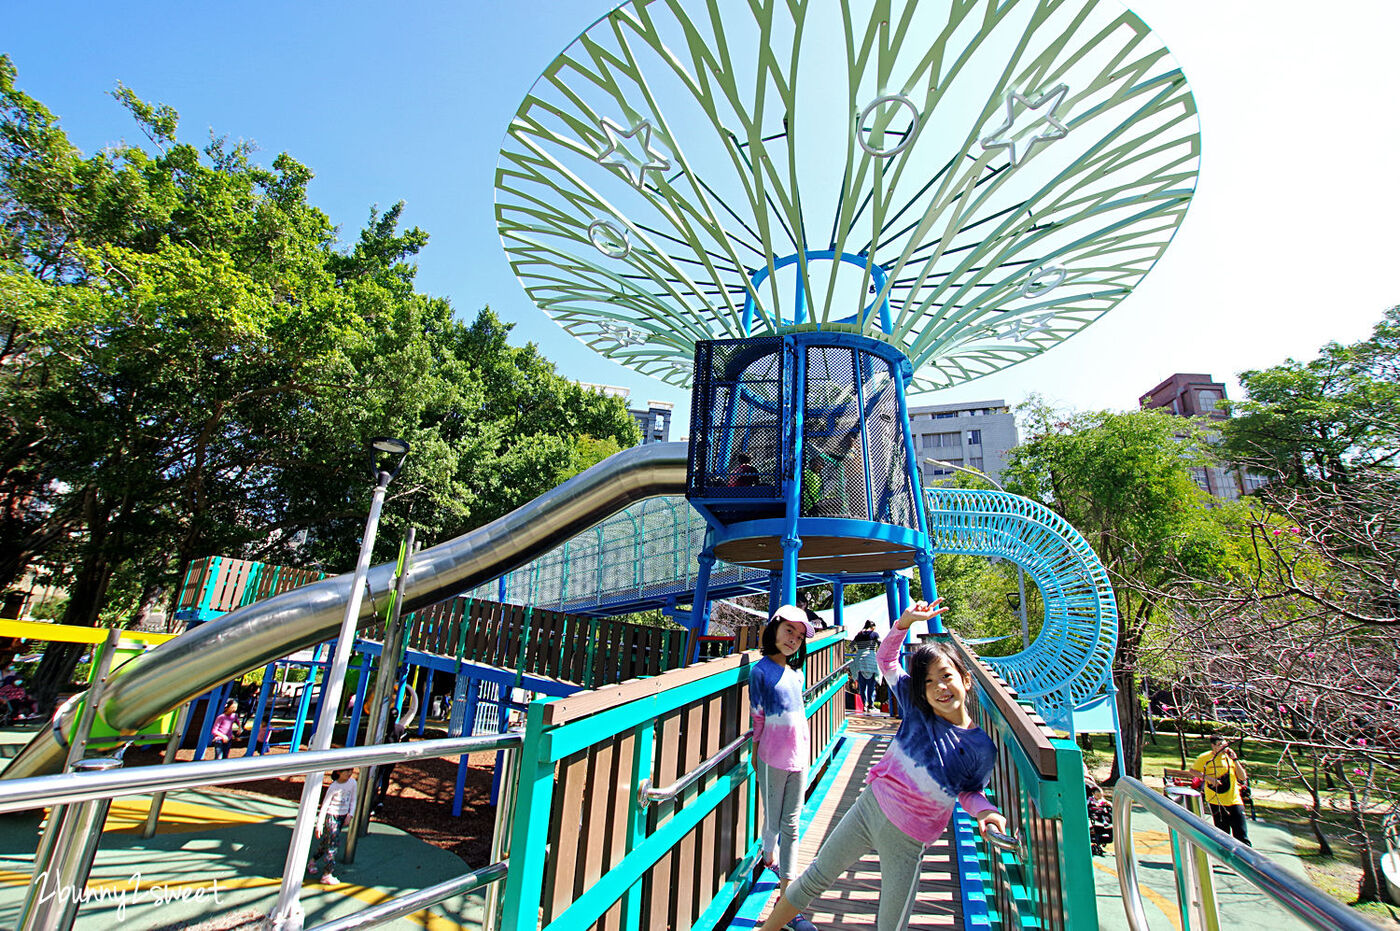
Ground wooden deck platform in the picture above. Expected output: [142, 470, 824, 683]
[733, 714, 964, 929]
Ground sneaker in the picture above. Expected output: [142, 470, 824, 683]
[321, 874, 339, 885]
[785, 916, 818, 931]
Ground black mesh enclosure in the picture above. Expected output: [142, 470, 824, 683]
[801, 346, 868, 519]
[858, 351, 918, 528]
[687, 337, 789, 502]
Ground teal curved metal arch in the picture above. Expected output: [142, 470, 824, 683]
[924, 487, 1117, 729]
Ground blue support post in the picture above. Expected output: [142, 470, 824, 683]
[689, 548, 716, 663]
[454, 754, 471, 817]
[891, 353, 932, 539]
[781, 336, 808, 604]
[883, 572, 900, 632]
[346, 651, 371, 748]
[853, 349, 875, 519]
[308, 642, 333, 738]
[289, 644, 323, 751]
[915, 548, 944, 634]
[250, 664, 274, 755]
[452, 678, 482, 817]
[766, 571, 783, 614]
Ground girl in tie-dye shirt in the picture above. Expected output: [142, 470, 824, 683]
[760, 600, 1006, 931]
[750, 604, 816, 918]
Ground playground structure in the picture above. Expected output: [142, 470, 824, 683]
[0, 0, 1368, 928]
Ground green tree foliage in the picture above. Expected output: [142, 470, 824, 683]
[0, 58, 638, 703]
[1222, 306, 1400, 484]
[1002, 400, 1241, 777]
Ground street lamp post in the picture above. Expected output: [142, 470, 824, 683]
[923, 457, 1031, 650]
[266, 437, 410, 931]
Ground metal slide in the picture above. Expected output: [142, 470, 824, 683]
[2, 442, 689, 780]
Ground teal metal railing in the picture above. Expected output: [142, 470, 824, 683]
[960, 638, 1099, 930]
[1113, 778, 1377, 931]
[496, 631, 848, 931]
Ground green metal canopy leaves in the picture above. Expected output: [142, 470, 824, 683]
[496, 0, 1199, 390]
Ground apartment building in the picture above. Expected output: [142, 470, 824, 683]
[1139, 373, 1267, 500]
[579, 383, 674, 445]
[907, 399, 1019, 488]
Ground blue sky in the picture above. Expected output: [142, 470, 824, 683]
[7, 1, 1398, 432]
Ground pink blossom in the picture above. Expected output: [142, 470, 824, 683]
[1357, 738, 1367, 747]
[1272, 529, 1281, 535]
[1306, 652, 1315, 658]
[1354, 768, 1364, 776]
[1289, 527, 1300, 534]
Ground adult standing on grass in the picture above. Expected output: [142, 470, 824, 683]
[1192, 734, 1250, 845]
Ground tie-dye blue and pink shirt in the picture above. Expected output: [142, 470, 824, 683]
[865, 629, 998, 844]
[750, 656, 810, 772]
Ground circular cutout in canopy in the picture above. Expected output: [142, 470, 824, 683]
[496, 0, 1199, 390]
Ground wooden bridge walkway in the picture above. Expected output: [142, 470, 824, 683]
[732, 714, 964, 929]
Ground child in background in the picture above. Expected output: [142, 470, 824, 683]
[307, 769, 358, 885]
[208, 699, 241, 759]
[751, 604, 817, 931]
[760, 599, 1007, 931]
[252, 718, 273, 756]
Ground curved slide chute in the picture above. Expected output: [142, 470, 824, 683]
[3, 442, 689, 780]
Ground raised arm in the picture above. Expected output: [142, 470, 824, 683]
[878, 598, 950, 686]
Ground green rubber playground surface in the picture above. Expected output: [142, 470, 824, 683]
[1092, 803, 1313, 931]
[0, 724, 488, 930]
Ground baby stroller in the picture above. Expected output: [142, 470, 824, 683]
[1088, 794, 1114, 855]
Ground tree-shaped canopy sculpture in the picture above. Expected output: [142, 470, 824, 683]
[496, 0, 1198, 391]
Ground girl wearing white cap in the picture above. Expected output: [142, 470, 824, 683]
[751, 603, 818, 931]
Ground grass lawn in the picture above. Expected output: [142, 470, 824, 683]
[1079, 728, 1400, 924]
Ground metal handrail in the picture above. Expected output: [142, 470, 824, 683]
[305, 859, 508, 931]
[0, 731, 523, 814]
[985, 827, 1027, 863]
[1113, 775, 1375, 930]
[638, 729, 753, 808]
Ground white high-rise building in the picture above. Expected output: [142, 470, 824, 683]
[907, 400, 1019, 488]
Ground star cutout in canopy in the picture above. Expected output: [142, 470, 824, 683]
[999, 313, 1057, 342]
[980, 84, 1071, 167]
[595, 118, 671, 189]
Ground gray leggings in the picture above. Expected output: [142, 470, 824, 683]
[755, 758, 806, 880]
[786, 787, 926, 930]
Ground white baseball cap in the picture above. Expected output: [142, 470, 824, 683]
[771, 604, 816, 637]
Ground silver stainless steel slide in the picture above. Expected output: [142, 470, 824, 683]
[2, 442, 689, 779]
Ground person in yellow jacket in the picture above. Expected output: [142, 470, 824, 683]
[1191, 734, 1250, 845]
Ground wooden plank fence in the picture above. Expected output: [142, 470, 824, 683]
[177, 556, 699, 690]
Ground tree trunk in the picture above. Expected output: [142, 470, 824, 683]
[1286, 754, 1334, 857]
[1346, 786, 1380, 903]
[1110, 665, 1143, 781]
[132, 581, 165, 629]
[30, 557, 113, 709]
